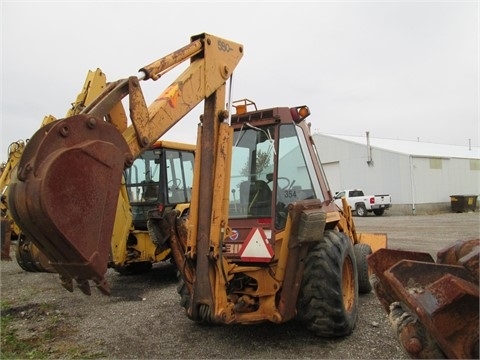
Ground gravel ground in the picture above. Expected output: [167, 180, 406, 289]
[1, 211, 479, 359]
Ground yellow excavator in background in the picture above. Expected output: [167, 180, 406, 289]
[111, 139, 195, 274]
[1, 140, 26, 260]
[7, 33, 386, 338]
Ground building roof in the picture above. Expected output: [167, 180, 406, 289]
[315, 133, 480, 160]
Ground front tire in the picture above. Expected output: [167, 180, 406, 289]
[297, 230, 359, 337]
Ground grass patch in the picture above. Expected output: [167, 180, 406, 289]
[1, 300, 105, 359]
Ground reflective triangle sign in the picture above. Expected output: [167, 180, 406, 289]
[239, 227, 274, 262]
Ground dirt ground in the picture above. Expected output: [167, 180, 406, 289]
[1, 211, 479, 359]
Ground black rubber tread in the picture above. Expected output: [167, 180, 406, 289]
[297, 230, 359, 337]
[176, 271, 191, 311]
[354, 243, 373, 294]
[176, 271, 215, 324]
[373, 209, 385, 216]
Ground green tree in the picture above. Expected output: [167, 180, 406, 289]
[240, 149, 271, 177]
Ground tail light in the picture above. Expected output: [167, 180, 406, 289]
[370, 197, 375, 204]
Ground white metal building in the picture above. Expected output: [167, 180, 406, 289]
[313, 133, 480, 215]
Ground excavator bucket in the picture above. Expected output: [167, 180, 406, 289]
[7, 115, 131, 295]
[368, 239, 479, 359]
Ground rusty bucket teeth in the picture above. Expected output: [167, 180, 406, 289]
[76, 279, 92, 296]
[7, 114, 131, 294]
[60, 276, 74, 293]
[96, 278, 111, 296]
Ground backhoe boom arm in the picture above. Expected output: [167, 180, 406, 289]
[7, 33, 243, 295]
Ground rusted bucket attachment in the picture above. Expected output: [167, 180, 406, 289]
[7, 115, 131, 295]
[368, 239, 479, 359]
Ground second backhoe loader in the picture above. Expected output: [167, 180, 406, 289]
[1, 140, 25, 260]
[7, 33, 385, 337]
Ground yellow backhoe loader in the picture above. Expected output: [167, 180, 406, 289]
[7, 33, 386, 337]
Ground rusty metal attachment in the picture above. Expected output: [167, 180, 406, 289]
[7, 115, 131, 295]
[368, 239, 479, 359]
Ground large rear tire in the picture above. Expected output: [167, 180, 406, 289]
[297, 230, 359, 337]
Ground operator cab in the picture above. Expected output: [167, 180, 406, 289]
[224, 100, 330, 261]
[124, 141, 195, 229]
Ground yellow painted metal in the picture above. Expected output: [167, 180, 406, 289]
[357, 233, 388, 253]
[110, 180, 134, 266]
[1, 141, 25, 221]
[342, 253, 356, 313]
[1, 140, 27, 259]
[155, 140, 196, 152]
[185, 124, 203, 259]
[274, 219, 293, 283]
[130, 231, 171, 263]
[66, 69, 107, 117]
[210, 122, 233, 260]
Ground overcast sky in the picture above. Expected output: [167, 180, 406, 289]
[1, 1, 478, 162]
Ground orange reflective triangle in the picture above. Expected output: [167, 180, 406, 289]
[239, 227, 274, 262]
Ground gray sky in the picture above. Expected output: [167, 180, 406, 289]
[1, 0, 478, 163]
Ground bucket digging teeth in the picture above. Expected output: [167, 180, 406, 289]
[60, 276, 74, 293]
[7, 114, 131, 294]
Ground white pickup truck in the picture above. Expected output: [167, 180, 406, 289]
[334, 189, 391, 216]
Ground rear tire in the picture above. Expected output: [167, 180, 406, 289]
[354, 243, 373, 293]
[373, 209, 384, 216]
[297, 230, 358, 337]
[355, 204, 367, 217]
[177, 271, 191, 311]
[15, 235, 56, 273]
[176, 271, 213, 323]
